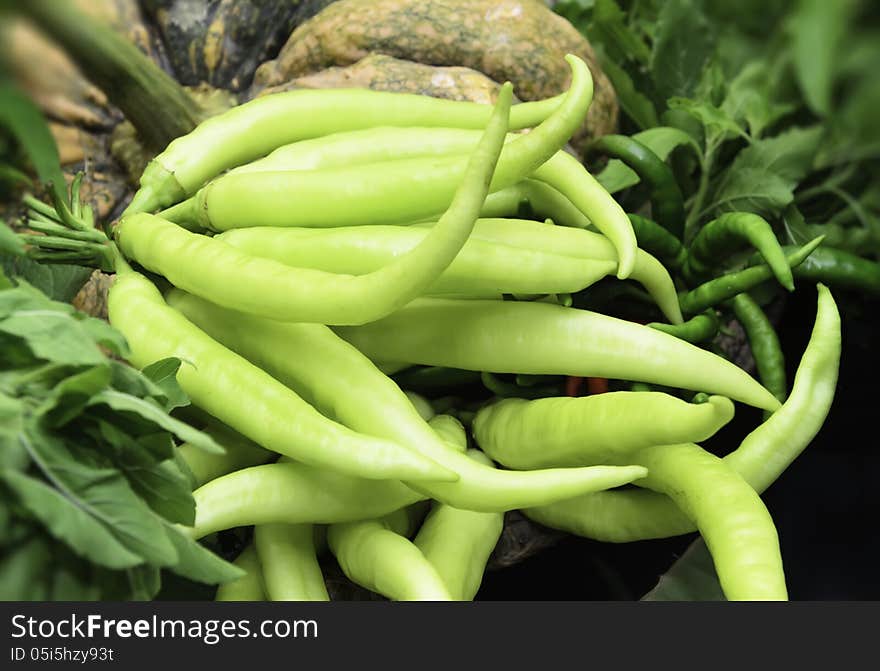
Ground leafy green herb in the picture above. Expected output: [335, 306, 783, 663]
[0, 280, 240, 601]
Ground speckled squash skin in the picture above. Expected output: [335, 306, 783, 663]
[252, 0, 618, 145]
[258, 53, 508, 106]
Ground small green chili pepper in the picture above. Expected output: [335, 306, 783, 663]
[588, 134, 686, 240]
[789, 245, 880, 295]
[473, 392, 734, 469]
[647, 309, 719, 344]
[729, 293, 787, 405]
[685, 213, 794, 291]
[678, 236, 824, 315]
[626, 213, 688, 271]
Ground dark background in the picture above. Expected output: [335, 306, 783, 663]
[477, 287, 880, 600]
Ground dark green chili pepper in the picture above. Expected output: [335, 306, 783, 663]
[805, 223, 879, 256]
[678, 236, 824, 315]
[648, 309, 719, 344]
[788, 246, 880, 295]
[729, 293, 787, 406]
[685, 213, 794, 291]
[480, 372, 562, 399]
[588, 135, 685, 240]
[627, 213, 688, 271]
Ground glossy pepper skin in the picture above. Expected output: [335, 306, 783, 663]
[117, 85, 515, 326]
[334, 297, 782, 411]
[106, 270, 456, 483]
[525, 284, 841, 542]
[169, 290, 648, 514]
[473, 392, 734, 469]
[124, 80, 566, 215]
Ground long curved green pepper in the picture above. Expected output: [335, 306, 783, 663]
[334, 298, 781, 411]
[188, 421, 469, 540]
[427, 415, 468, 451]
[481, 179, 592, 228]
[648, 310, 719, 344]
[635, 443, 787, 601]
[215, 545, 265, 602]
[169, 291, 647, 513]
[524, 284, 841, 542]
[788, 245, 880, 295]
[729, 293, 787, 405]
[217, 225, 617, 298]
[254, 524, 329, 602]
[678, 236, 824, 315]
[413, 450, 505, 601]
[588, 134, 685, 240]
[117, 86, 514, 326]
[177, 420, 274, 488]
[107, 271, 455, 483]
[161, 56, 592, 234]
[462, 218, 682, 323]
[328, 512, 453, 601]
[124, 83, 565, 215]
[627, 213, 688, 271]
[473, 393, 734, 469]
[685, 213, 794, 291]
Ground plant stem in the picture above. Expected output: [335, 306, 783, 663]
[16, 0, 203, 152]
[684, 144, 716, 243]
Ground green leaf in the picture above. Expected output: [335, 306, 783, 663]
[0, 219, 25, 257]
[788, 0, 856, 116]
[596, 126, 701, 193]
[0, 531, 53, 600]
[0, 255, 93, 303]
[88, 390, 224, 454]
[650, 0, 715, 101]
[668, 97, 748, 148]
[0, 77, 67, 205]
[38, 364, 112, 427]
[0, 308, 105, 366]
[0, 394, 27, 470]
[121, 457, 196, 526]
[705, 126, 823, 217]
[721, 62, 797, 139]
[162, 522, 245, 585]
[1, 469, 144, 569]
[594, 49, 659, 130]
[141, 358, 189, 411]
[21, 422, 179, 567]
[80, 315, 130, 358]
[641, 538, 726, 601]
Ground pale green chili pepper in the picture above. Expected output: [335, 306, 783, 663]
[328, 510, 453, 601]
[254, 524, 329, 602]
[116, 85, 513, 326]
[169, 290, 648, 513]
[473, 393, 735, 469]
[525, 284, 840, 542]
[216, 224, 617, 298]
[215, 544, 265, 602]
[124, 81, 565, 215]
[413, 450, 505, 601]
[334, 298, 781, 412]
[178, 419, 274, 488]
[107, 270, 455, 483]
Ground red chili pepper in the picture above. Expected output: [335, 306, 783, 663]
[586, 377, 609, 395]
[565, 376, 584, 397]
